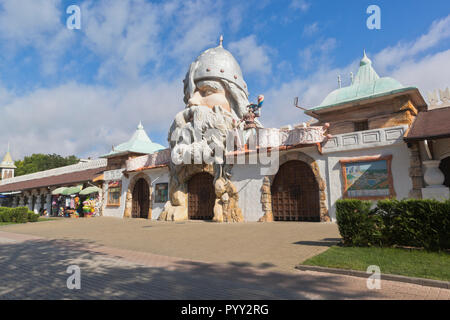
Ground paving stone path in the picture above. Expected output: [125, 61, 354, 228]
[0, 219, 448, 300]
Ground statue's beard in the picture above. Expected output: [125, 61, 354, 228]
[169, 105, 237, 165]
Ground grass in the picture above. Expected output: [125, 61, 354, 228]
[303, 246, 450, 282]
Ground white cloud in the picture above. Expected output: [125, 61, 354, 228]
[302, 22, 319, 37]
[81, 0, 161, 82]
[0, 80, 183, 159]
[290, 0, 310, 12]
[391, 49, 450, 96]
[228, 35, 272, 75]
[374, 14, 450, 74]
[0, 0, 74, 75]
[299, 38, 337, 70]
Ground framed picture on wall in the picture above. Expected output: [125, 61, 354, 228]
[155, 183, 168, 203]
[340, 155, 396, 200]
[107, 180, 122, 206]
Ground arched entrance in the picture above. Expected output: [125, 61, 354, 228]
[271, 160, 320, 222]
[440, 157, 450, 188]
[188, 172, 215, 220]
[132, 178, 150, 219]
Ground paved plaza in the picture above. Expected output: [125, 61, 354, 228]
[0, 218, 449, 300]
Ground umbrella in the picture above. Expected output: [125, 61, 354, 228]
[52, 187, 68, 195]
[62, 185, 83, 196]
[79, 186, 102, 195]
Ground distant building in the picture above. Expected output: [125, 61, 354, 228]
[0, 146, 16, 181]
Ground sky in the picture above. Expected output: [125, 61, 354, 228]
[0, 0, 449, 160]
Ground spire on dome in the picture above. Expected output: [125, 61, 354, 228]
[1, 145, 16, 169]
[354, 51, 379, 85]
[360, 49, 372, 66]
[219, 35, 223, 47]
[137, 121, 144, 130]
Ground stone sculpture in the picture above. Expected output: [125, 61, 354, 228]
[159, 37, 250, 222]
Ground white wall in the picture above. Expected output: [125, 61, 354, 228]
[102, 174, 130, 218]
[324, 143, 412, 221]
[102, 167, 169, 219]
[231, 164, 266, 222]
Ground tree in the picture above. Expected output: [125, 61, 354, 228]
[14, 154, 80, 177]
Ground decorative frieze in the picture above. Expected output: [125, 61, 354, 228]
[323, 125, 407, 154]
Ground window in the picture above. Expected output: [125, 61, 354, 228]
[155, 183, 168, 203]
[107, 181, 121, 206]
[354, 120, 369, 132]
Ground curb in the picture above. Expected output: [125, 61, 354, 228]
[296, 265, 450, 289]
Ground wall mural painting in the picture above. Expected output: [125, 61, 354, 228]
[340, 155, 395, 200]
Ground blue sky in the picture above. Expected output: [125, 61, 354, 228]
[0, 0, 449, 159]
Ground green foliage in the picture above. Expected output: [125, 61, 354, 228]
[0, 207, 39, 224]
[336, 200, 383, 247]
[336, 199, 450, 251]
[14, 154, 79, 177]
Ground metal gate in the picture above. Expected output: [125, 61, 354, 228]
[271, 160, 320, 222]
[132, 178, 150, 219]
[188, 172, 215, 220]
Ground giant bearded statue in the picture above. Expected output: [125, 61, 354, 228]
[159, 37, 256, 222]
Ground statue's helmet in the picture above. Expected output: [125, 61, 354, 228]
[183, 37, 249, 104]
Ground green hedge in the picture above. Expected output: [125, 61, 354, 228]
[336, 199, 450, 251]
[0, 207, 39, 224]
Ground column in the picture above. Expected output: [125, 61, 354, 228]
[35, 195, 42, 214]
[45, 193, 52, 216]
[422, 160, 450, 200]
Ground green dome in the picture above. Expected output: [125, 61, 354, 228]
[311, 52, 406, 112]
[102, 122, 166, 158]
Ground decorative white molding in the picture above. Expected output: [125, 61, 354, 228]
[0, 159, 107, 186]
[322, 125, 407, 154]
[258, 126, 327, 148]
[126, 149, 171, 172]
[427, 87, 450, 110]
[104, 169, 125, 181]
[422, 160, 446, 187]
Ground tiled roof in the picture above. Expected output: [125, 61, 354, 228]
[405, 106, 450, 141]
[0, 167, 106, 193]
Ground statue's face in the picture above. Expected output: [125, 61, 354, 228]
[187, 80, 231, 113]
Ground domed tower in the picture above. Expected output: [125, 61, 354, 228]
[0, 144, 16, 180]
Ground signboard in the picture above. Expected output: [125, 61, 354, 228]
[104, 169, 124, 181]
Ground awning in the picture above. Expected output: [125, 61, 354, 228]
[79, 186, 102, 195]
[52, 187, 67, 195]
[405, 106, 450, 142]
[62, 185, 83, 196]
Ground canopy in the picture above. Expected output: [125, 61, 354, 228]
[61, 185, 83, 196]
[79, 186, 102, 195]
[51, 187, 67, 195]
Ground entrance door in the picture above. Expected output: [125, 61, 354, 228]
[132, 178, 150, 219]
[188, 172, 215, 220]
[271, 160, 320, 222]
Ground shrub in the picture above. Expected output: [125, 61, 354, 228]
[11, 207, 28, 223]
[27, 211, 39, 222]
[336, 200, 383, 247]
[336, 199, 450, 251]
[0, 207, 39, 224]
